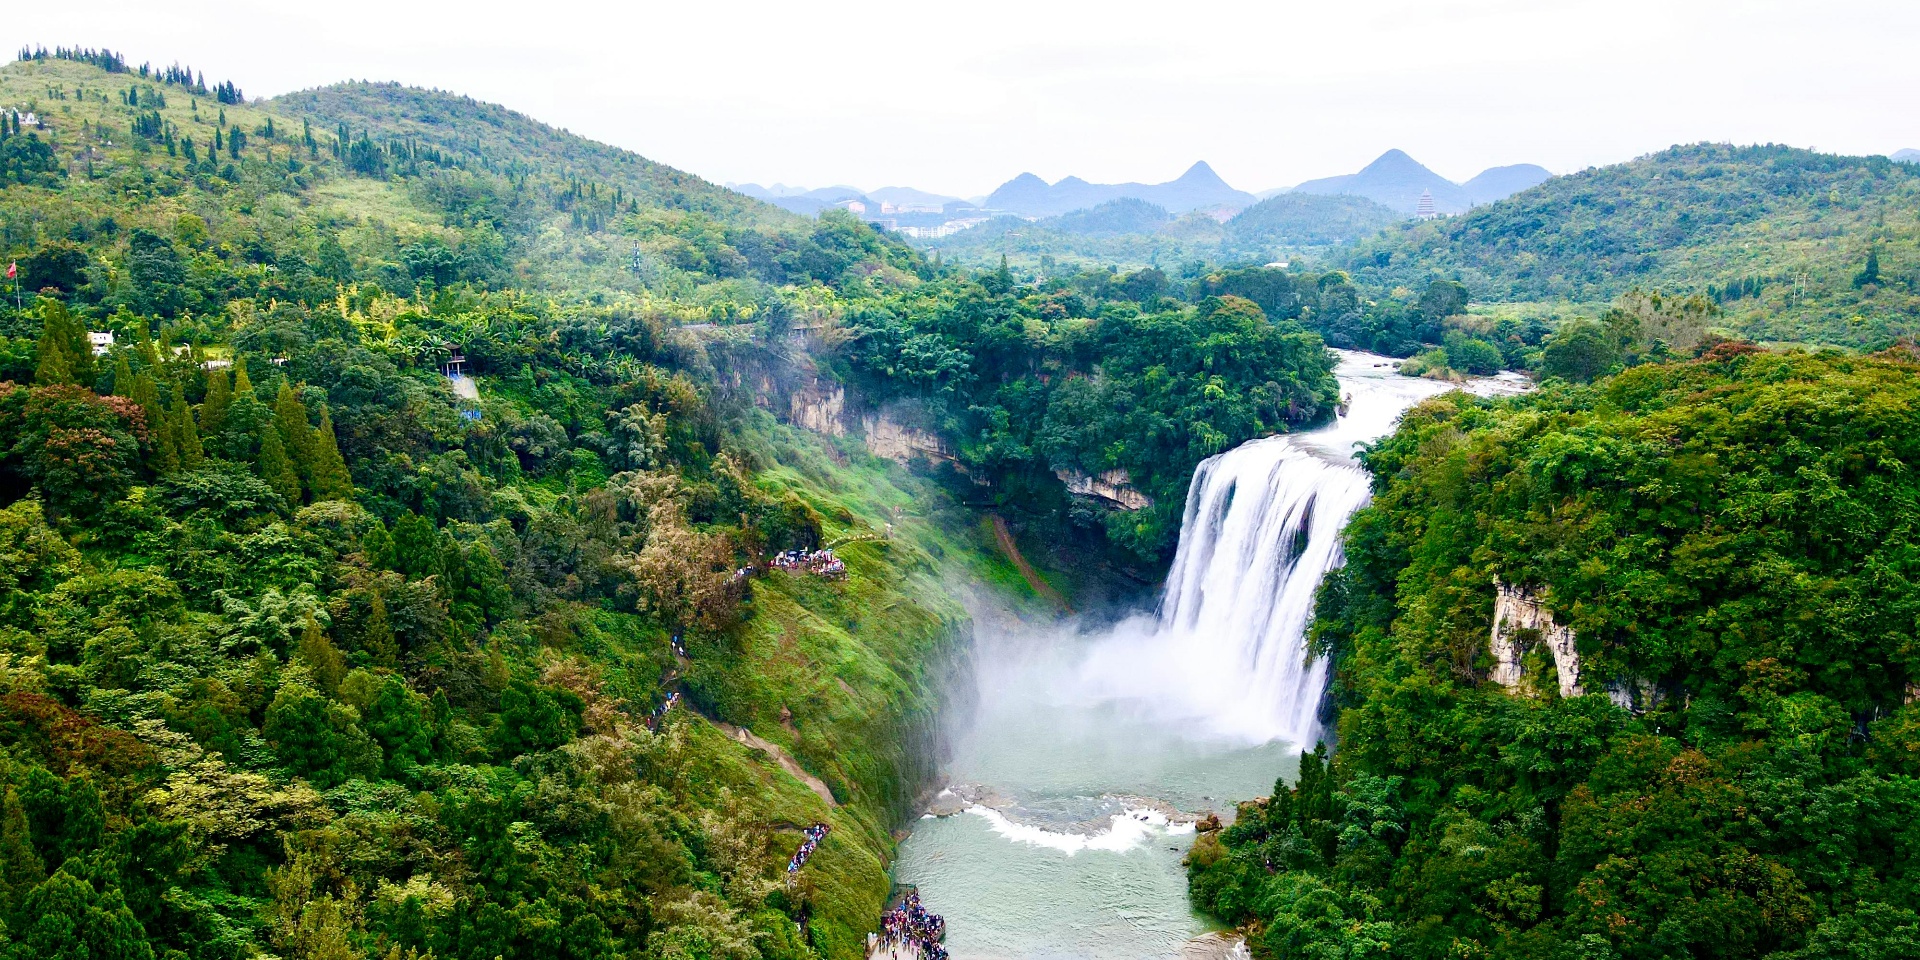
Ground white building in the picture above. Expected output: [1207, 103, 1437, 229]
[87, 331, 115, 356]
[1415, 190, 1437, 219]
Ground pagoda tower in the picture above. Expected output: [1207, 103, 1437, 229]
[1415, 190, 1437, 219]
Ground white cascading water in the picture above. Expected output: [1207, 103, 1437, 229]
[1072, 352, 1523, 745]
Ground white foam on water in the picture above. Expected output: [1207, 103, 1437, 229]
[965, 805, 1185, 855]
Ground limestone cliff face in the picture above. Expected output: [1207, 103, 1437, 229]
[789, 381, 847, 437]
[1490, 580, 1664, 712]
[783, 380, 963, 470]
[1490, 579, 1584, 698]
[861, 413, 961, 468]
[1055, 468, 1153, 511]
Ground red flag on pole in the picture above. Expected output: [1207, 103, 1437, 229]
[4, 262, 14, 280]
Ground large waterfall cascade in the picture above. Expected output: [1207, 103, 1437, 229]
[1073, 353, 1524, 744]
[892, 353, 1525, 960]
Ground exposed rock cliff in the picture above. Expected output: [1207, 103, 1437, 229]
[861, 413, 962, 469]
[789, 381, 847, 436]
[786, 381, 961, 469]
[1489, 579, 1583, 697]
[1054, 468, 1153, 511]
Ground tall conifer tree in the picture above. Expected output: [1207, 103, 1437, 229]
[0, 786, 44, 915]
[257, 426, 301, 507]
[112, 354, 135, 397]
[173, 384, 204, 470]
[200, 364, 232, 437]
[308, 405, 353, 501]
[364, 592, 399, 668]
[33, 335, 73, 386]
[273, 381, 316, 481]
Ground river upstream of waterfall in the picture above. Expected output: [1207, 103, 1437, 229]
[889, 352, 1524, 960]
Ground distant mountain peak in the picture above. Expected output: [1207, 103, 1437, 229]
[983, 163, 1254, 217]
[1292, 150, 1547, 215]
[1359, 149, 1439, 179]
[1175, 161, 1232, 189]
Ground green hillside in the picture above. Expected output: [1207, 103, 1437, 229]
[1337, 143, 1920, 348]
[269, 80, 779, 227]
[1190, 345, 1920, 959]
[0, 48, 998, 960]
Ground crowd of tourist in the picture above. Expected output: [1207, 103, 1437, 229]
[769, 548, 846, 578]
[645, 691, 680, 730]
[869, 890, 946, 960]
[787, 823, 831, 877]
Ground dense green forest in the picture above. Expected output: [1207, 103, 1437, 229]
[1189, 345, 1920, 959]
[1336, 144, 1920, 350]
[920, 193, 1402, 273]
[824, 263, 1340, 560]
[0, 44, 1377, 960]
[0, 48, 1036, 960]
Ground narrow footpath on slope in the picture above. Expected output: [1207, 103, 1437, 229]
[988, 514, 1071, 612]
[713, 719, 839, 808]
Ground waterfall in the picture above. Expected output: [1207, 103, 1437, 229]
[1072, 352, 1521, 745]
[1155, 438, 1372, 742]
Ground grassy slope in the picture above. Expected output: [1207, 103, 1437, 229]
[1337, 143, 1920, 348]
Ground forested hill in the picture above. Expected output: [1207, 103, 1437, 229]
[1337, 143, 1920, 348]
[268, 81, 780, 226]
[1190, 345, 1920, 959]
[0, 45, 1353, 960]
[0, 48, 978, 960]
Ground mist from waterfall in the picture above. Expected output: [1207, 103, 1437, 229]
[894, 353, 1525, 959]
[1070, 352, 1521, 745]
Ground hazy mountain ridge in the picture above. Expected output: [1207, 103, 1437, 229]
[1292, 149, 1551, 214]
[982, 161, 1256, 217]
[922, 191, 1400, 269]
[729, 182, 965, 216]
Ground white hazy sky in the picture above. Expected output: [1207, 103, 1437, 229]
[7, 1, 1917, 198]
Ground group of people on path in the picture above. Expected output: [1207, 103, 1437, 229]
[787, 823, 831, 877]
[869, 891, 946, 960]
[645, 691, 680, 730]
[769, 548, 846, 578]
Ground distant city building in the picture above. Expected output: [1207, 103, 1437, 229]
[837, 199, 868, 215]
[897, 218, 991, 240]
[1415, 190, 1437, 219]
